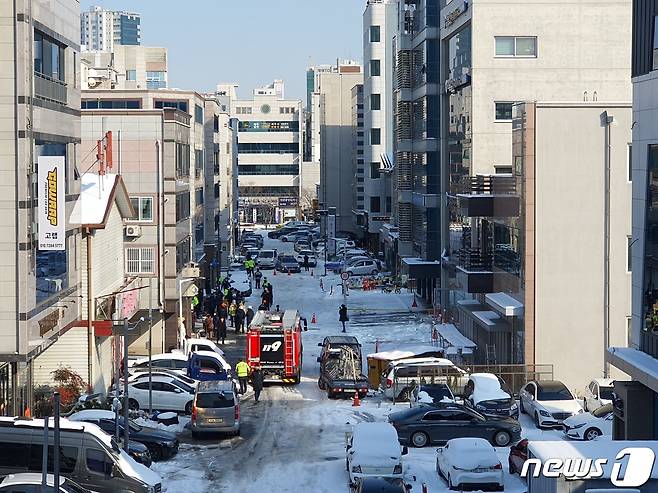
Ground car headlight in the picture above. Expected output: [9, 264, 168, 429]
[165, 440, 177, 447]
[393, 464, 402, 474]
[510, 403, 518, 411]
[512, 426, 521, 433]
[573, 423, 586, 429]
[539, 410, 551, 417]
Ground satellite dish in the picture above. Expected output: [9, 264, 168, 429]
[87, 77, 100, 88]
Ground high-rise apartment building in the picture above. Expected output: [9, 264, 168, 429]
[229, 81, 302, 224]
[607, 0, 658, 440]
[358, 0, 396, 252]
[0, 0, 82, 414]
[80, 6, 141, 51]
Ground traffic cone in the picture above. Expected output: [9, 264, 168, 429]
[311, 312, 317, 324]
[24, 407, 31, 418]
[352, 393, 361, 407]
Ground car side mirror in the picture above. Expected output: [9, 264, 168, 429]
[402, 446, 409, 455]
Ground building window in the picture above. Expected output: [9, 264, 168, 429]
[235, 107, 252, 115]
[495, 36, 537, 57]
[195, 104, 203, 124]
[213, 115, 219, 132]
[237, 143, 298, 154]
[126, 247, 155, 275]
[154, 100, 188, 112]
[357, 187, 364, 193]
[495, 102, 515, 121]
[370, 128, 381, 145]
[653, 16, 658, 70]
[126, 70, 136, 81]
[36, 250, 68, 304]
[628, 143, 633, 182]
[370, 59, 381, 77]
[146, 71, 166, 89]
[370, 162, 380, 179]
[175, 143, 190, 177]
[628, 235, 633, 273]
[195, 187, 204, 206]
[386, 196, 392, 213]
[34, 30, 65, 82]
[176, 192, 191, 222]
[357, 177, 364, 183]
[238, 164, 299, 175]
[370, 25, 381, 43]
[370, 94, 381, 111]
[82, 100, 141, 109]
[370, 196, 381, 213]
[129, 196, 153, 222]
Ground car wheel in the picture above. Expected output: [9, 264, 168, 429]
[410, 431, 429, 448]
[519, 399, 525, 414]
[318, 378, 326, 390]
[149, 445, 163, 462]
[584, 427, 602, 441]
[534, 412, 544, 430]
[327, 389, 335, 399]
[493, 430, 512, 447]
[583, 398, 588, 412]
[128, 398, 139, 411]
[185, 401, 193, 415]
[371, 269, 378, 275]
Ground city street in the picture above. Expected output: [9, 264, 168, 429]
[150, 230, 567, 493]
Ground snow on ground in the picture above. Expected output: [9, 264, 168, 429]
[155, 227, 566, 492]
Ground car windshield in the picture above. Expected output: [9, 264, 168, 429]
[593, 403, 614, 417]
[538, 384, 573, 400]
[599, 386, 614, 400]
[196, 391, 235, 408]
[420, 386, 452, 402]
[174, 380, 195, 393]
[260, 251, 274, 258]
[478, 398, 512, 408]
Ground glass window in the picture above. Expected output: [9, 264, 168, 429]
[0, 441, 28, 469]
[195, 104, 204, 124]
[196, 392, 235, 408]
[126, 70, 136, 81]
[629, 144, 633, 181]
[86, 449, 112, 475]
[36, 251, 68, 305]
[129, 197, 153, 222]
[495, 37, 515, 56]
[370, 162, 380, 179]
[125, 247, 155, 275]
[644, 144, 658, 332]
[370, 196, 381, 213]
[34, 29, 66, 82]
[628, 236, 633, 272]
[370, 59, 381, 77]
[370, 94, 381, 111]
[154, 100, 188, 112]
[495, 102, 514, 121]
[495, 36, 537, 57]
[370, 128, 381, 145]
[654, 16, 658, 70]
[370, 25, 380, 43]
[515, 37, 537, 56]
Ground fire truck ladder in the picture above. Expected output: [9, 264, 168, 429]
[283, 330, 295, 380]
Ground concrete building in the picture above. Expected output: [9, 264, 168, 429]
[80, 5, 141, 51]
[438, 0, 632, 388]
[316, 63, 364, 234]
[607, 0, 658, 441]
[352, 84, 365, 224]
[229, 81, 302, 224]
[81, 45, 168, 91]
[357, 0, 396, 252]
[0, 0, 82, 415]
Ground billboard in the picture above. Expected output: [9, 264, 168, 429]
[38, 156, 65, 251]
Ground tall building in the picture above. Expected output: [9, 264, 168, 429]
[229, 81, 302, 224]
[438, 0, 632, 387]
[607, 0, 658, 440]
[0, 0, 82, 414]
[315, 62, 364, 234]
[357, 0, 396, 252]
[80, 6, 141, 51]
[81, 45, 168, 90]
[351, 84, 365, 223]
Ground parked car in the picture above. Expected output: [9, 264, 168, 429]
[346, 423, 407, 486]
[129, 353, 188, 376]
[582, 377, 615, 412]
[187, 350, 232, 381]
[508, 438, 528, 475]
[563, 403, 613, 441]
[245, 248, 260, 260]
[191, 380, 240, 438]
[257, 249, 278, 269]
[180, 337, 225, 357]
[463, 373, 519, 419]
[281, 231, 309, 242]
[352, 478, 411, 493]
[275, 255, 301, 273]
[380, 357, 465, 401]
[0, 474, 92, 493]
[294, 239, 311, 253]
[69, 409, 179, 461]
[295, 250, 317, 267]
[519, 380, 584, 429]
[409, 383, 455, 407]
[124, 369, 198, 388]
[0, 417, 162, 493]
[345, 259, 379, 277]
[125, 374, 195, 414]
[388, 402, 522, 448]
[436, 438, 504, 492]
[268, 227, 295, 239]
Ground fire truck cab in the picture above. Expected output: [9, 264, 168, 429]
[246, 310, 303, 384]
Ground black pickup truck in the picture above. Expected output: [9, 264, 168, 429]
[317, 335, 369, 399]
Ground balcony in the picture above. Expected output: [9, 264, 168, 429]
[456, 175, 520, 218]
[34, 72, 67, 105]
[456, 248, 494, 293]
[641, 330, 658, 360]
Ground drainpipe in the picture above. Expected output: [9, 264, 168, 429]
[602, 111, 613, 378]
[86, 230, 93, 388]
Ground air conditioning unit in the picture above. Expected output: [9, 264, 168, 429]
[125, 225, 142, 237]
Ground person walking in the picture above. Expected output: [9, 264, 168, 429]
[236, 359, 250, 394]
[236, 303, 246, 333]
[303, 254, 309, 272]
[228, 301, 237, 328]
[339, 304, 349, 333]
[217, 315, 227, 345]
[246, 305, 255, 326]
[254, 268, 263, 289]
[251, 366, 264, 402]
[205, 313, 214, 340]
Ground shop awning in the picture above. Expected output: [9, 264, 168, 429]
[400, 257, 442, 278]
[607, 346, 658, 393]
[485, 292, 524, 317]
[457, 299, 512, 333]
[434, 323, 476, 354]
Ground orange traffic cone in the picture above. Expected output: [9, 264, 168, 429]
[311, 312, 317, 324]
[352, 393, 361, 407]
[24, 407, 31, 418]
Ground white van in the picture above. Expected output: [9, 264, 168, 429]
[380, 357, 466, 401]
[257, 249, 277, 269]
[345, 423, 407, 485]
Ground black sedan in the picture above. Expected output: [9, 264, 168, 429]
[388, 403, 522, 448]
[69, 410, 179, 461]
[354, 478, 411, 493]
[275, 255, 301, 273]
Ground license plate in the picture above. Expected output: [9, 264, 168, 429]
[207, 418, 223, 424]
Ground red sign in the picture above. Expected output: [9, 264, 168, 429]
[119, 288, 138, 320]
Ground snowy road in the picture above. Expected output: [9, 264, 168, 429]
[153, 228, 564, 492]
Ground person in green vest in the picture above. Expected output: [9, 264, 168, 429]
[236, 359, 250, 394]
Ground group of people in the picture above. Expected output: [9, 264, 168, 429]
[259, 277, 274, 311]
[201, 275, 256, 344]
[236, 359, 264, 402]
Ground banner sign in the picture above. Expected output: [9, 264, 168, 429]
[38, 156, 65, 251]
[278, 197, 298, 207]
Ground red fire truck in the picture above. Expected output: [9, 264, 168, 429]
[246, 310, 303, 384]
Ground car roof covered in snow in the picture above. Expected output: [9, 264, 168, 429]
[366, 347, 444, 361]
[446, 437, 494, 452]
[469, 373, 510, 403]
[68, 409, 118, 421]
[528, 441, 658, 479]
[352, 423, 401, 460]
[131, 352, 187, 366]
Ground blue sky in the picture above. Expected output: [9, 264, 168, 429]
[82, 0, 364, 100]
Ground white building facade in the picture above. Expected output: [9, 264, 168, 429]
[80, 5, 141, 52]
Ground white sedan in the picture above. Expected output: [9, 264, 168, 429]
[295, 250, 317, 267]
[563, 403, 613, 441]
[126, 374, 195, 414]
[582, 377, 615, 412]
[519, 380, 584, 428]
[345, 259, 379, 277]
[436, 438, 504, 491]
[129, 353, 188, 376]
